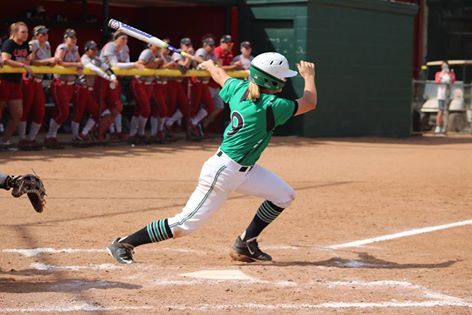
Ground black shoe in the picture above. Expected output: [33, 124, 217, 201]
[106, 237, 135, 264]
[197, 122, 205, 138]
[229, 236, 272, 262]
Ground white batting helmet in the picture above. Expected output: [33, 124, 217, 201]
[249, 52, 298, 89]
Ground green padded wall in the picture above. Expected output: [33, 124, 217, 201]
[305, 0, 417, 137]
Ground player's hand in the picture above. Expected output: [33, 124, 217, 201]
[297, 61, 315, 79]
[23, 64, 33, 76]
[201, 60, 215, 71]
[135, 62, 145, 70]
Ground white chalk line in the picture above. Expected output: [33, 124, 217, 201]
[30, 262, 119, 271]
[0, 303, 152, 313]
[1, 301, 470, 313]
[166, 301, 472, 311]
[328, 219, 472, 249]
[1, 247, 206, 257]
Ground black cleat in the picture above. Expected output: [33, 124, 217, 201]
[229, 236, 272, 262]
[106, 237, 135, 264]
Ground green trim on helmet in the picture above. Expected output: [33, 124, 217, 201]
[249, 65, 285, 90]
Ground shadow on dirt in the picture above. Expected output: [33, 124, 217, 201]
[247, 252, 459, 269]
[0, 277, 141, 293]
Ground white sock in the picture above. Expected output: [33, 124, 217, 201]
[138, 116, 148, 136]
[166, 109, 183, 126]
[109, 123, 115, 133]
[193, 108, 208, 126]
[28, 122, 41, 141]
[158, 117, 167, 132]
[129, 116, 139, 137]
[150, 117, 158, 136]
[71, 121, 80, 138]
[115, 114, 122, 133]
[82, 118, 96, 136]
[17, 121, 27, 139]
[47, 119, 60, 138]
[101, 109, 111, 117]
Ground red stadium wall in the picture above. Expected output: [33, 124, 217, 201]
[0, 1, 228, 58]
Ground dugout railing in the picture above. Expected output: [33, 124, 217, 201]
[0, 66, 249, 133]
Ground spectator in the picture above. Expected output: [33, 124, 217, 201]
[165, 37, 191, 137]
[0, 22, 32, 150]
[99, 31, 143, 141]
[19, 25, 57, 150]
[129, 43, 163, 143]
[232, 41, 254, 70]
[191, 36, 217, 137]
[434, 60, 456, 133]
[76, 40, 118, 144]
[45, 28, 82, 149]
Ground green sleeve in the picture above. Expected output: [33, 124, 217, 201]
[271, 97, 297, 126]
[219, 78, 244, 103]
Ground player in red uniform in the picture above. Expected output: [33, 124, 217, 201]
[45, 29, 82, 149]
[19, 25, 57, 150]
[0, 22, 33, 151]
[99, 32, 143, 141]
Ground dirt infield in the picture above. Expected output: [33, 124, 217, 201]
[1, 135, 471, 314]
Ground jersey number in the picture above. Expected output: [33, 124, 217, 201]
[227, 111, 244, 136]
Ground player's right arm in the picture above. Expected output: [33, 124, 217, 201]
[201, 59, 230, 87]
[294, 60, 317, 116]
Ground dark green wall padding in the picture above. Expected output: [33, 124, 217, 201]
[238, 0, 417, 137]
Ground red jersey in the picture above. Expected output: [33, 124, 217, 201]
[214, 46, 234, 66]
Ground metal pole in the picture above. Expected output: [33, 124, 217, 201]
[102, 0, 109, 45]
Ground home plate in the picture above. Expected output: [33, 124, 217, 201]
[180, 269, 256, 281]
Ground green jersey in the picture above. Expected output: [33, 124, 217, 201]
[219, 78, 298, 166]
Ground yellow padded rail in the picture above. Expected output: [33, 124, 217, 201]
[0, 65, 249, 78]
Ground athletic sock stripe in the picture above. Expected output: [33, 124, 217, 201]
[146, 224, 156, 242]
[154, 221, 163, 241]
[158, 220, 169, 240]
[158, 220, 167, 240]
[152, 221, 161, 242]
[170, 165, 227, 228]
[263, 201, 282, 215]
[256, 206, 274, 223]
[257, 202, 283, 223]
[261, 203, 280, 218]
[259, 203, 279, 220]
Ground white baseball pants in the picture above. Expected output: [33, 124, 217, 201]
[168, 150, 295, 238]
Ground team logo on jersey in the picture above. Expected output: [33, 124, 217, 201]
[227, 111, 244, 136]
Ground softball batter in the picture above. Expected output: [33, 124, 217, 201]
[107, 52, 317, 264]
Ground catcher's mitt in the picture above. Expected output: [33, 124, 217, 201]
[11, 174, 46, 213]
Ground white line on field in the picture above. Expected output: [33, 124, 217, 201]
[31, 262, 119, 271]
[0, 304, 153, 313]
[1, 247, 206, 257]
[328, 219, 472, 249]
[167, 301, 472, 311]
[1, 301, 470, 313]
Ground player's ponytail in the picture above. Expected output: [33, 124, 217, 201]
[9, 22, 27, 40]
[247, 82, 261, 101]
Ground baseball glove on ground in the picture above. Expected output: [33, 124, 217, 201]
[11, 174, 46, 213]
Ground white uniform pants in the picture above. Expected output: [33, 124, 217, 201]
[168, 150, 295, 238]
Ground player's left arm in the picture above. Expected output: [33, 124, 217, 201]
[201, 59, 230, 87]
[294, 61, 317, 116]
